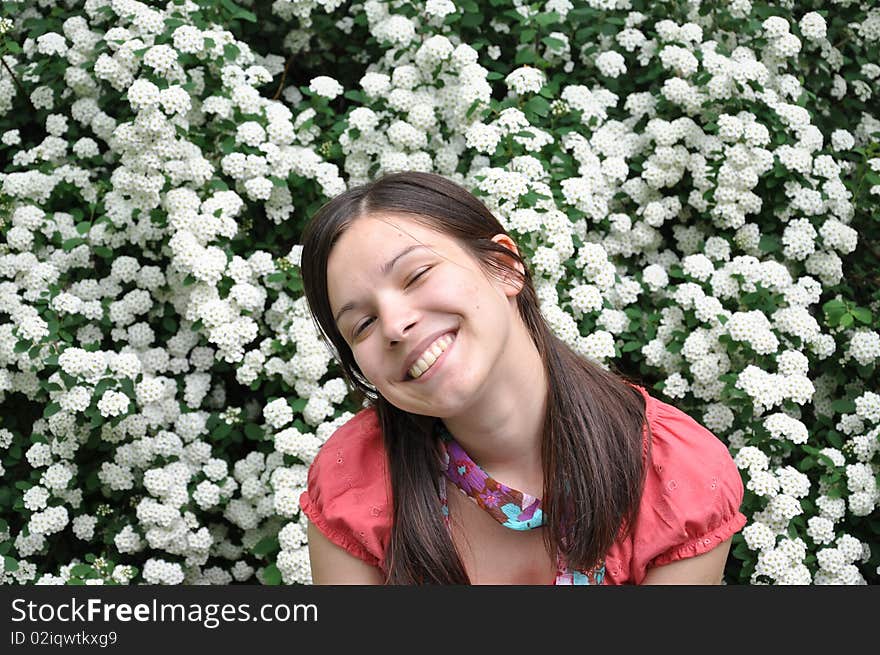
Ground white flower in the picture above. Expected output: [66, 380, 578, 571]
[308, 75, 344, 100]
[742, 521, 776, 551]
[465, 122, 502, 154]
[29, 506, 69, 536]
[128, 79, 160, 111]
[36, 32, 68, 56]
[264, 398, 294, 429]
[23, 486, 50, 511]
[360, 72, 391, 97]
[425, 0, 457, 19]
[72, 514, 97, 541]
[596, 51, 626, 78]
[854, 391, 880, 424]
[830, 129, 855, 152]
[845, 330, 880, 367]
[97, 390, 130, 418]
[172, 25, 204, 53]
[747, 470, 780, 497]
[763, 413, 809, 445]
[348, 107, 379, 132]
[143, 558, 185, 585]
[799, 12, 827, 41]
[806, 516, 835, 545]
[505, 66, 546, 94]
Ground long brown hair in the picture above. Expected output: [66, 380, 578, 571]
[300, 171, 651, 584]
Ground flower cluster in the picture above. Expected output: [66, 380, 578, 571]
[0, 0, 877, 587]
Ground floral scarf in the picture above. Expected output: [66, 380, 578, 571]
[435, 421, 605, 585]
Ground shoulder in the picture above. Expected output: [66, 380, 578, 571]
[605, 385, 747, 584]
[298, 406, 392, 569]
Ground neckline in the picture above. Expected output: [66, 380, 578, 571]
[435, 420, 605, 585]
[436, 421, 546, 531]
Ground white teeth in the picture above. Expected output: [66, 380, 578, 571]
[409, 333, 455, 379]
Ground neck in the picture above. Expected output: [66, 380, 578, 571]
[440, 319, 548, 496]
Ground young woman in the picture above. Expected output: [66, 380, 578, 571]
[298, 171, 746, 585]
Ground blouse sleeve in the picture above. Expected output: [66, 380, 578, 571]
[625, 392, 747, 583]
[298, 408, 392, 570]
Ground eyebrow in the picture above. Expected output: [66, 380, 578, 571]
[333, 244, 432, 325]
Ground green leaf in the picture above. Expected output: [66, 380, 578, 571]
[62, 238, 85, 251]
[4, 556, 19, 573]
[244, 423, 264, 441]
[93, 378, 113, 399]
[515, 48, 537, 65]
[286, 276, 303, 293]
[839, 313, 853, 328]
[851, 307, 872, 324]
[827, 431, 844, 449]
[120, 378, 135, 398]
[524, 96, 550, 117]
[830, 399, 855, 413]
[224, 43, 241, 61]
[43, 402, 61, 418]
[542, 36, 567, 50]
[797, 456, 816, 472]
[758, 235, 779, 253]
[75, 221, 91, 235]
[221, 0, 257, 23]
[262, 563, 282, 585]
[822, 300, 846, 316]
[535, 11, 560, 26]
[70, 564, 93, 577]
[212, 421, 233, 441]
[519, 29, 536, 44]
[252, 536, 279, 557]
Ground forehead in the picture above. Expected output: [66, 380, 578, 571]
[333, 213, 442, 257]
[326, 214, 450, 301]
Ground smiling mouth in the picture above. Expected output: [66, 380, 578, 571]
[403, 330, 458, 382]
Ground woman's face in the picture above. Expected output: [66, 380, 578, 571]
[326, 212, 524, 418]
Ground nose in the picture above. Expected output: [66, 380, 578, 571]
[380, 299, 419, 346]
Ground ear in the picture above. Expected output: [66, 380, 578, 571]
[489, 233, 526, 297]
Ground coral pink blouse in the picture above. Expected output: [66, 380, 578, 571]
[299, 384, 747, 584]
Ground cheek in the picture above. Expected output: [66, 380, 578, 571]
[356, 348, 390, 387]
[449, 272, 490, 308]
[350, 347, 374, 379]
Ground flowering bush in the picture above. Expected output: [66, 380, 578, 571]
[0, 0, 878, 586]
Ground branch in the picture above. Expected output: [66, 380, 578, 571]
[0, 53, 37, 114]
[273, 53, 295, 101]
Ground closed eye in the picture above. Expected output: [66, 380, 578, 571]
[407, 266, 430, 287]
[353, 267, 432, 337]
